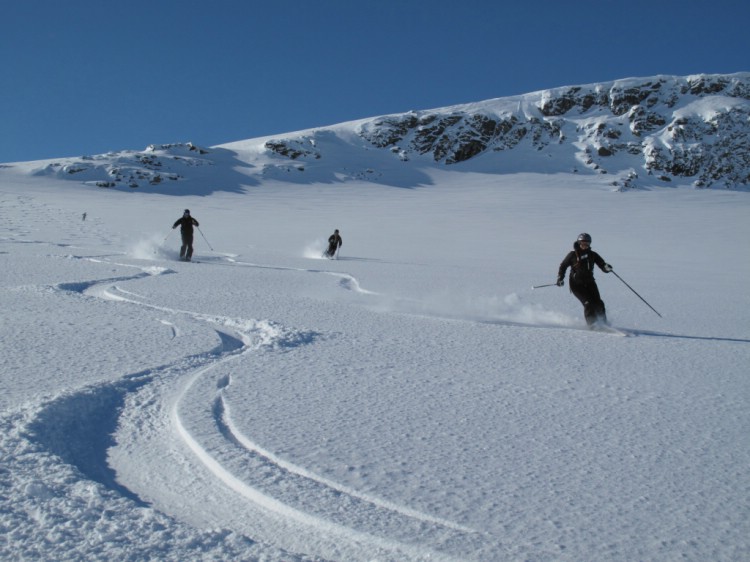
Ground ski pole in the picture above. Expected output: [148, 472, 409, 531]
[156, 229, 173, 253]
[532, 283, 558, 289]
[611, 270, 662, 317]
[197, 226, 214, 251]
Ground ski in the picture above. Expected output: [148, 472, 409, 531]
[589, 324, 629, 336]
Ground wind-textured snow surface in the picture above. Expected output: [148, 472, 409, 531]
[1, 159, 749, 561]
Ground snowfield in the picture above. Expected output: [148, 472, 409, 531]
[1, 151, 749, 561]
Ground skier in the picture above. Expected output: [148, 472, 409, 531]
[325, 229, 342, 258]
[557, 233, 613, 326]
[172, 209, 199, 261]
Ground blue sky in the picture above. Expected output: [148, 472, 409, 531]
[2, 0, 748, 163]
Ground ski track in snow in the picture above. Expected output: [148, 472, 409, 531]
[3, 220, 718, 560]
[3, 238, 714, 560]
[199, 254, 382, 295]
[3, 184, 748, 561]
[3, 250, 493, 561]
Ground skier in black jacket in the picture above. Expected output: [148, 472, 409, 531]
[325, 229, 342, 258]
[557, 233, 613, 326]
[172, 209, 199, 261]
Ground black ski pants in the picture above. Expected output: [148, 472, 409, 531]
[570, 279, 606, 325]
[180, 233, 194, 260]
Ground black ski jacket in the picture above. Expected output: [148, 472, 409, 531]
[558, 241, 608, 286]
[173, 216, 199, 234]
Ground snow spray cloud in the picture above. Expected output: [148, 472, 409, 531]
[372, 290, 578, 328]
[303, 239, 327, 259]
[489, 292, 577, 327]
[129, 234, 178, 261]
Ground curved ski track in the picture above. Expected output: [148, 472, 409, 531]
[7, 253, 485, 561]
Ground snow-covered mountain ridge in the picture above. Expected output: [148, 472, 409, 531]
[10, 72, 750, 191]
[356, 72, 750, 188]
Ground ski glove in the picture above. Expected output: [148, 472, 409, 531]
[556, 277, 564, 287]
[603, 264, 613, 273]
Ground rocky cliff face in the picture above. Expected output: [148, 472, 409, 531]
[349, 73, 750, 188]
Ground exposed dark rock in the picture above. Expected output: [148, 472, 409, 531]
[265, 140, 321, 160]
[354, 73, 750, 188]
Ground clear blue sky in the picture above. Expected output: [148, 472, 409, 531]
[2, 0, 748, 163]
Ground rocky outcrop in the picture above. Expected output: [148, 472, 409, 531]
[34, 143, 212, 189]
[354, 73, 750, 188]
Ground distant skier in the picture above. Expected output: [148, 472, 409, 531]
[325, 229, 342, 258]
[82, 212, 87, 221]
[557, 233, 613, 326]
[172, 209, 199, 261]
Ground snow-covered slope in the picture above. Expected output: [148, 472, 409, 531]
[1, 74, 749, 562]
[7, 73, 749, 192]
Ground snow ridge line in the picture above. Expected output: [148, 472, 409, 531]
[55, 257, 454, 557]
[326, 271, 380, 294]
[21, 353, 223, 495]
[105, 285, 316, 349]
[191, 255, 380, 296]
[0, 412, 237, 561]
[170, 325, 454, 561]
[51, 255, 483, 557]
[219, 397, 477, 534]
[173, 377, 445, 561]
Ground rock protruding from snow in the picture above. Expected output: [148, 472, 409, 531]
[356, 73, 750, 188]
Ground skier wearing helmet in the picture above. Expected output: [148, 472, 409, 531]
[172, 209, 199, 261]
[557, 233, 613, 326]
